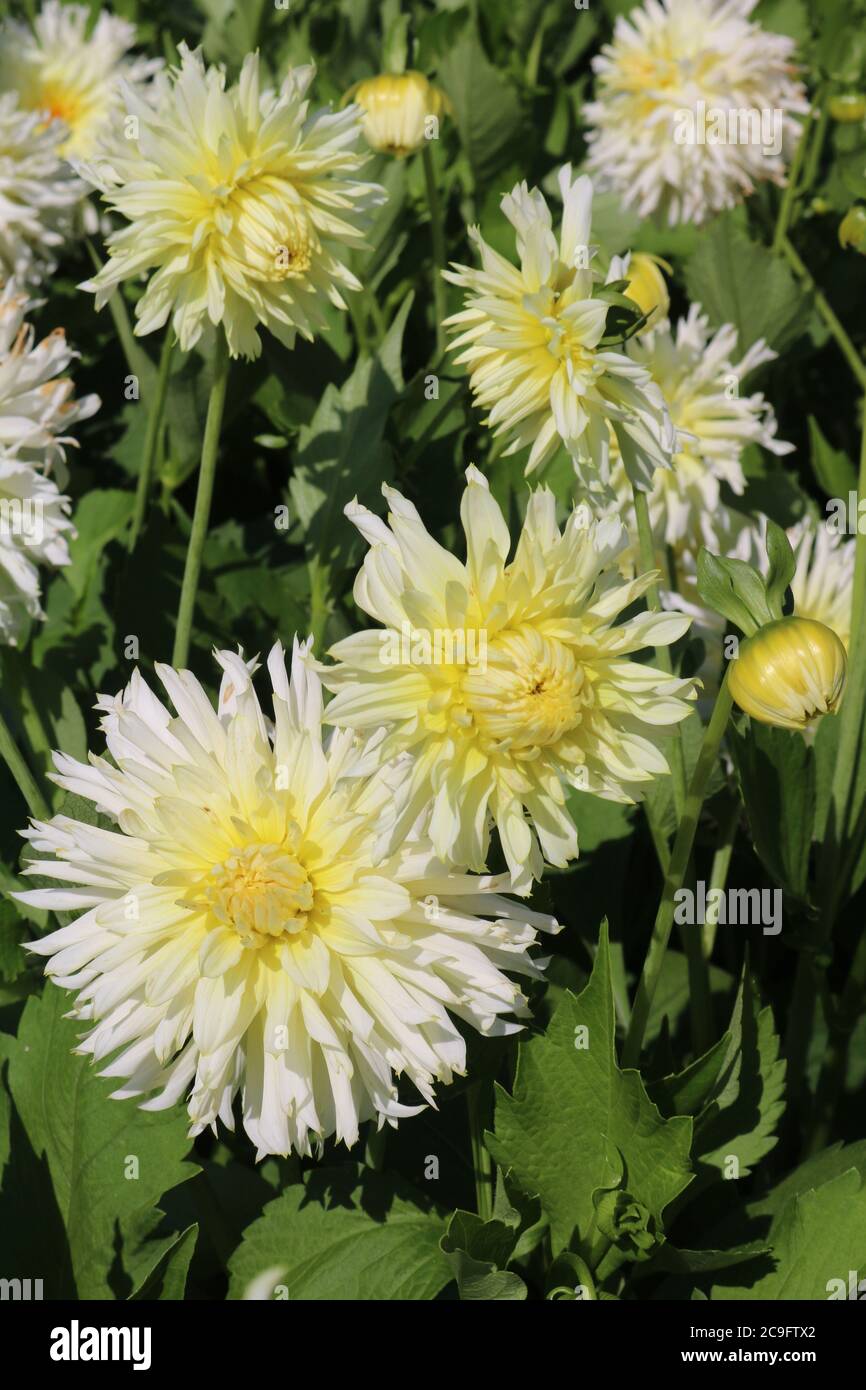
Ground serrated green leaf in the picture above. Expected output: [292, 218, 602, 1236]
[6, 982, 197, 1299]
[438, 27, 525, 188]
[684, 214, 806, 352]
[488, 924, 693, 1254]
[728, 721, 815, 900]
[227, 1164, 451, 1301]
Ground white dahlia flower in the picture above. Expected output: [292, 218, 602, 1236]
[0, 92, 83, 285]
[609, 302, 793, 548]
[442, 167, 678, 491]
[789, 515, 854, 651]
[584, 0, 808, 225]
[0, 454, 74, 645]
[321, 467, 697, 894]
[0, 1, 160, 161]
[0, 282, 100, 483]
[80, 45, 383, 360]
[20, 641, 558, 1158]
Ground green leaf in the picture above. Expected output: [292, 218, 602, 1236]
[129, 1225, 198, 1301]
[6, 982, 197, 1299]
[440, 1209, 527, 1300]
[227, 1164, 452, 1301]
[488, 924, 693, 1254]
[764, 519, 796, 620]
[712, 1167, 866, 1299]
[728, 721, 816, 900]
[289, 297, 412, 579]
[696, 548, 773, 637]
[684, 214, 806, 352]
[808, 416, 858, 497]
[692, 970, 786, 1184]
[64, 489, 135, 602]
[438, 27, 525, 188]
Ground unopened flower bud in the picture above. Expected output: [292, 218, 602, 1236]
[349, 72, 449, 157]
[728, 616, 847, 730]
[623, 253, 671, 331]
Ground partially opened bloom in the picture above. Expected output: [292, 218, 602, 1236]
[80, 45, 383, 359]
[617, 251, 670, 331]
[350, 71, 449, 157]
[0, 454, 73, 644]
[0, 92, 82, 284]
[584, 0, 807, 225]
[0, 281, 100, 483]
[0, 1, 160, 160]
[20, 641, 557, 1157]
[322, 468, 697, 893]
[442, 167, 678, 490]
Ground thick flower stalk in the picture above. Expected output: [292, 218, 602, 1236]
[322, 468, 697, 894]
[0, 1, 160, 161]
[350, 71, 449, 157]
[80, 45, 384, 360]
[584, 0, 808, 226]
[0, 91, 83, 285]
[442, 167, 678, 490]
[19, 641, 558, 1158]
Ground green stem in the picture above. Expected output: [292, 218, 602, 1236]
[702, 799, 739, 958]
[0, 704, 50, 819]
[772, 108, 810, 252]
[802, 89, 829, 196]
[364, 1122, 388, 1172]
[421, 143, 447, 359]
[623, 676, 734, 1068]
[819, 403, 866, 926]
[631, 485, 687, 819]
[172, 332, 230, 668]
[128, 329, 174, 553]
[780, 237, 866, 390]
[467, 1080, 494, 1222]
[84, 237, 152, 385]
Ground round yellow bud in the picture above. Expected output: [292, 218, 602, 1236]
[829, 93, 866, 123]
[728, 617, 847, 731]
[349, 71, 449, 157]
[623, 253, 671, 332]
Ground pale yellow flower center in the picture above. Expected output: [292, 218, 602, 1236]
[223, 175, 314, 282]
[205, 842, 314, 947]
[462, 631, 586, 749]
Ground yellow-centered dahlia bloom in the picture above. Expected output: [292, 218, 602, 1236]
[0, 92, 83, 285]
[321, 468, 697, 894]
[584, 0, 808, 226]
[728, 617, 847, 730]
[0, 1, 160, 161]
[20, 640, 558, 1158]
[593, 304, 792, 550]
[350, 71, 449, 157]
[442, 167, 678, 491]
[80, 45, 383, 360]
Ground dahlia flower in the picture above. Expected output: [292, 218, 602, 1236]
[0, 455, 74, 645]
[0, 281, 100, 483]
[350, 71, 449, 157]
[0, 1, 160, 161]
[80, 45, 383, 360]
[615, 304, 793, 547]
[584, 0, 808, 226]
[442, 166, 678, 491]
[322, 468, 697, 894]
[20, 641, 558, 1158]
[789, 515, 854, 651]
[0, 92, 82, 285]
